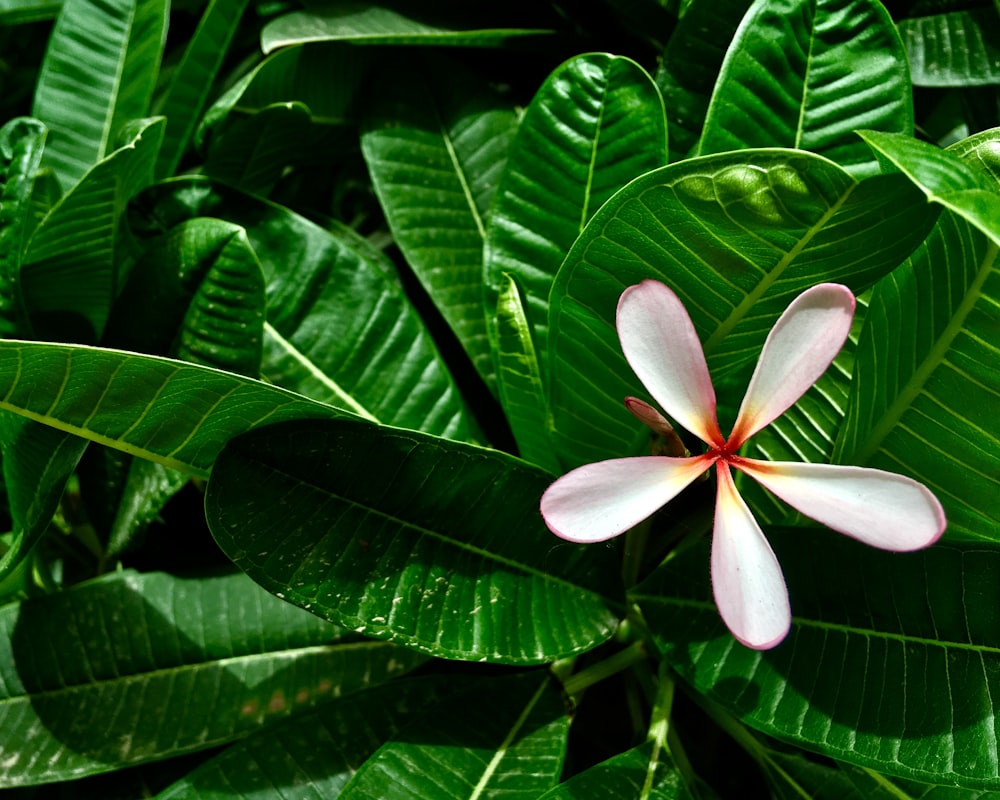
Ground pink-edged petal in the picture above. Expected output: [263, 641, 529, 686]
[541, 455, 714, 543]
[617, 281, 723, 446]
[730, 284, 855, 446]
[737, 458, 946, 551]
[711, 463, 791, 649]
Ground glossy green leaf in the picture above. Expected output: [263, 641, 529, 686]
[0, 569, 425, 786]
[262, 1, 555, 53]
[546, 150, 936, 469]
[32, 0, 166, 189]
[761, 749, 867, 800]
[361, 52, 519, 388]
[339, 672, 566, 799]
[0, 117, 45, 337]
[20, 117, 165, 341]
[134, 178, 479, 441]
[860, 129, 1000, 243]
[843, 762, 1000, 798]
[0, 340, 350, 479]
[635, 530, 1000, 789]
[0, 0, 60, 23]
[655, 0, 752, 159]
[494, 274, 558, 473]
[154, 0, 251, 178]
[700, 0, 912, 176]
[156, 675, 469, 799]
[205, 418, 622, 664]
[483, 53, 667, 369]
[899, 8, 1000, 88]
[538, 741, 694, 799]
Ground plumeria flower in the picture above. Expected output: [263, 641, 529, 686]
[541, 280, 945, 649]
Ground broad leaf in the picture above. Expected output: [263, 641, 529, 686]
[262, 1, 555, 53]
[0, 569, 425, 786]
[32, 0, 166, 189]
[154, 0, 252, 178]
[483, 52, 667, 369]
[762, 749, 867, 800]
[205, 418, 622, 664]
[700, 0, 912, 176]
[21, 117, 165, 341]
[898, 8, 1000, 88]
[546, 150, 936, 469]
[156, 675, 469, 799]
[0, 340, 350, 479]
[339, 672, 566, 799]
[361, 52, 519, 389]
[635, 530, 1000, 789]
[537, 741, 695, 799]
[134, 178, 478, 441]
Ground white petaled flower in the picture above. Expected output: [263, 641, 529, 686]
[541, 280, 945, 649]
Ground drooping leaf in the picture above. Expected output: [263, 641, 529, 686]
[156, 675, 470, 800]
[546, 150, 936, 469]
[0, 339, 351, 479]
[483, 53, 667, 369]
[154, 0, 252, 178]
[537, 740, 695, 799]
[699, 0, 912, 176]
[339, 672, 567, 799]
[494, 275, 558, 473]
[898, 7, 1000, 88]
[205, 418, 622, 664]
[133, 178, 479, 441]
[32, 0, 166, 189]
[634, 530, 1000, 789]
[0, 569, 425, 787]
[361, 52, 519, 389]
[261, 0, 555, 53]
[20, 117, 165, 341]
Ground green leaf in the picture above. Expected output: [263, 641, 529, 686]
[156, 675, 469, 799]
[0, 339, 350, 479]
[483, 53, 667, 370]
[0, 0, 60, 23]
[134, 178, 479, 441]
[537, 740, 695, 799]
[898, 8, 1000, 88]
[20, 117, 165, 341]
[0, 117, 46, 337]
[361, 52, 519, 389]
[842, 762, 1000, 798]
[154, 0, 252, 178]
[0, 569, 425, 786]
[634, 530, 1000, 789]
[547, 151, 936, 469]
[700, 0, 913, 176]
[655, 0, 752, 159]
[339, 672, 566, 799]
[860, 129, 1000, 244]
[261, 1, 555, 53]
[32, 0, 166, 189]
[205, 418, 622, 664]
[494, 275, 559, 473]
[761, 749, 868, 800]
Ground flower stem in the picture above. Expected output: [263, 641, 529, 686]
[560, 640, 646, 700]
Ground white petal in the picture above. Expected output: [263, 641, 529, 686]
[541, 455, 713, 543]
[712, 463, 791, 649]
[737, 459, 946, 551]
[617, 281, 723, 446]
[730, 284, 855, 446]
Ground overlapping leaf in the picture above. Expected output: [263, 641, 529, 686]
[538, 741, 694, 799]
[32, 0, 166, 189]
[0, 340, 350, 478]
[898, 8, 1000, 88]
[0, 569, 424, 786]
[361, 52, 519, 388]
[546, 150, 936, 469]
[205, 418, 622, 664]
[700, 0, 912, 176]
[635, 529, 1000, 789]
[339, 672, 566, 799]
